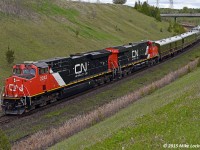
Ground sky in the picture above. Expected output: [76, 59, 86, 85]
[81, 0, 200, 9]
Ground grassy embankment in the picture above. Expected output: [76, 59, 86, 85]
[0, 0, 171, 84]
[51, 59, 200, 150]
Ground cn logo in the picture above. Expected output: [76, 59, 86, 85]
[9, 84, 24, 92]
[75, 62, 88, 75]
[132, 50, 139, 60]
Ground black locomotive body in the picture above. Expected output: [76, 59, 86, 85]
[44, 50, 111, 85]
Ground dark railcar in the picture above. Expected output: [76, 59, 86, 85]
[42, 50, 111, 85]
[113, 41, 148, 67]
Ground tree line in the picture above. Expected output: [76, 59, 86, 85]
[134, 1, 161, 22]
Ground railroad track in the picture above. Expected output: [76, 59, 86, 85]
[0, 115, 18, 125]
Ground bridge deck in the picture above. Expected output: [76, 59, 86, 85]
[161, 13, 200, 17]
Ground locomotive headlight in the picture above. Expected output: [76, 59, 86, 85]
[13, 77, 16, 83]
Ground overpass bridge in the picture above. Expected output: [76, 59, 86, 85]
[161, 13, 200, 22]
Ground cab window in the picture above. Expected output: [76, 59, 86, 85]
[30, 69, 36, 75]
[22, 68, 36, 76]
[13, 68, 21, 75]
[39, 68, 49, 75]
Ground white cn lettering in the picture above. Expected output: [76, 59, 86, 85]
[18, 85, 24, 92]
[75, 62, 88, 74]
[132, 50, 139, 59]
[9, 84, 17, 91]
[9, 84, 24, 92]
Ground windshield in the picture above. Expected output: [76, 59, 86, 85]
[23, 69, 36, 75]
[13, 68, 36, 79]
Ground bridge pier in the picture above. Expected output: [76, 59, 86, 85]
[174, 17, 177, 23]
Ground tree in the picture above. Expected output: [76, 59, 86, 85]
[134, 1, 138, 9]
[155, 7, 161, 21]
[113, 0, 127, 5]
[182, 7, 189, 13]
[134, 1, 161, 22]
[167, 22, 173, 32]
[142, 1, 149, 15]
[5, 46, 15, 64]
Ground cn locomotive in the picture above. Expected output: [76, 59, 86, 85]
[1, 26, 200, 115]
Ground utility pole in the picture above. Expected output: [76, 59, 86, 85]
[169, 0, 173, 9]
[156, 0, 174, 9]
[157, 0, 159, 7]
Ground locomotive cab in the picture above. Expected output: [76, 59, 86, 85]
[1, 62, 53, 115]
[147, 41, 159, 59]
[13, 64, 37, 79]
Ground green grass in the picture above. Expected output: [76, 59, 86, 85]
[31, 0, 79, 21]
[0, 0, 172, 83]
[0, 129, 10, 150]
[51, 62, 200, 150]
[44, 108, 68, 118]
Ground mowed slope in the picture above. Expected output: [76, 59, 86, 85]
[0, 0, 172, 82]
[51, 66, 200, 149]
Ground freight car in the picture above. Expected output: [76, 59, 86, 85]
[1, 41, 158, 114]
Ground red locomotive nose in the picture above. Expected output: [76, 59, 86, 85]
[4, 76, 25, 98]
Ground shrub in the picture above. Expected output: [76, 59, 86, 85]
[5, 46, 15, 65]
[75, 28, 80, 38]
[197, 58, 200, 67]
[168, 22, 186, 34]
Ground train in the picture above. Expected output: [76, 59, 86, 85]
[1, 26, 200, 115]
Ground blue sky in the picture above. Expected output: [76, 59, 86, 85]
[82, 0, 200, 9]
